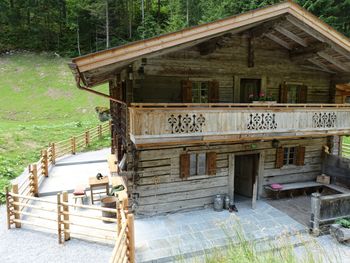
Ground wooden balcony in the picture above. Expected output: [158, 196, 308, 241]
[129, 103, 350, 146]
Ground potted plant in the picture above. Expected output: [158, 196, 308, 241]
[249, 91, 276, 104]
[330, 218, 350, 242]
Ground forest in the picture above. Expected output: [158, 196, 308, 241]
[1, 0, 350, 57]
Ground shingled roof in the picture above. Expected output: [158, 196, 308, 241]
[70, 0, 350, 87]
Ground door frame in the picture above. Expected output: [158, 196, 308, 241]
[228, 150, 265, 209]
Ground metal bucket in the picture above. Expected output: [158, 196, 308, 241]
[213, 194, 224, 212]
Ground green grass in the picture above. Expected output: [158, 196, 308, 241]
[0, 52, 110, 202]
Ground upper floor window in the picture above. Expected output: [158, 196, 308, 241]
[192, 82, 209, 103]
[182, 80, 219, 103]
[280, 83, 307, 103]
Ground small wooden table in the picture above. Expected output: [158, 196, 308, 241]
[89, 176, 109, 204]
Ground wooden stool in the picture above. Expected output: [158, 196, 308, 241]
[73, 185, 86, 207]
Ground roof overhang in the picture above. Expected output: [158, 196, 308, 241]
[70, 0, 350, 87]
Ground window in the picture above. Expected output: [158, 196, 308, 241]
[190, 153, 206, 176]
[180, 152, 217, 178]
[283, 147, 296, 165]
[280, 83, 307, 103]
[192, 82, 209, 103]
[181, 80, 219, 103]
[345, 96, 350, 104]
[276, 145, 305, 168]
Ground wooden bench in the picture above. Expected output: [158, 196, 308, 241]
[265, 181, 324, 199]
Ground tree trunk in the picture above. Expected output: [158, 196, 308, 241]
[77, 17, 81, 56]
[106, 0, 110, 49]
[186, 0, 189, 26]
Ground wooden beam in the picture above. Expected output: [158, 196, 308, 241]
[286, 15, 350, 61]
[275, 25, 308, 47]
[305, 59, 335, 74]
[318, 52, 350, 72]
[290, 42, 330, 62]
[247, 31, 254, 68]
[264, 32, 293, 50]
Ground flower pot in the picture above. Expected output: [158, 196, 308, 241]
[252, 101, 277, 104]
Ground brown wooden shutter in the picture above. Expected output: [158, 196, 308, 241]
[182, 80, 192, 103]
[296, 146, 306, 166]
[279, 84, 288, 103]
[206, 152, 217, 175]
[209, 80, 220, 103]
[297, 85, 308, 103]
[180, 153, 190, 179]
[275, 147, 284, 168]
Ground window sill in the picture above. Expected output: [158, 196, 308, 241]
[186, 174, 215, 180]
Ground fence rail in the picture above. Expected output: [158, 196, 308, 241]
[14, 121, 111, 199]
[6, 186, 133, 254]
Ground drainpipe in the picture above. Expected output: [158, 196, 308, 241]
[69, 63, 127, 106]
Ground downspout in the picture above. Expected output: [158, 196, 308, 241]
[69, 63, 127, 106]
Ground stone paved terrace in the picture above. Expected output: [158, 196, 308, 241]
[134, 200, 307, 262]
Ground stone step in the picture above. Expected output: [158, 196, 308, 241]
[137, 228, 311, 263]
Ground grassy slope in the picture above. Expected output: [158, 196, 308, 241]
[0, 52, 109, 201]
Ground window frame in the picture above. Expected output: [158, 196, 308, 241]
[283, 146, 297, 166]
[192, 81, 209, 103]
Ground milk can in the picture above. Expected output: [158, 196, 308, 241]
[224, 195, 230, 210]
[213, 194, 224, 211]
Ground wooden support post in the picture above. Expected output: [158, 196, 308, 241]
[310, 192, 321, 236]
[85, 131, 90, 146]
[41, 150, 49, 177]
[122, 198, 128, 211]
[51, 143, 56, 165]
[5, 187, 11, 229]
[71, 137, 76, 154]
[12, 184, 21, 228]
[98, 125, 103, 138]
[109, 120, 112, 134]
[127, 214, 135, 263]
[117, 201, 122, 234]
[62, 191, 70, 241]
[31, 164, 39, 197]
[57, 193, 63, 244]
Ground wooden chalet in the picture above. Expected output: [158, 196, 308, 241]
[69, 1, 350, 216]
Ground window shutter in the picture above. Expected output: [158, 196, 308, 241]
[296, 146, 306, 166]
[275, 147, 284, 168]
[180, 153, 190, 179]
[209, 80, 220, 103]
[298, 85, 308, 103]
[182, 80, 192, 103]
[206, 152, 217, 175]
[279, 84, 288, 103]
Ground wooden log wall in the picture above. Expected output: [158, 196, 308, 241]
[131, 137, 327, 216]
[132, 34, 333, 104]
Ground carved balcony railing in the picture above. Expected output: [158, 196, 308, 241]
[128, 103, 350, 145]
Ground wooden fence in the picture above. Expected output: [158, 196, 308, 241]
[6, 185, 134, 259]
[14, 121, 111, 198]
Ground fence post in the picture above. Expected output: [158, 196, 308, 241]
[5, 187, 12, 229]
[98, 125, 102, 138]
[57, 193, 63, 244]
[117, 201, 122, 234]
[127, 214, 135, 263]
[31, 164, 39, 197]
[12, 184, 21, 228]
[62, 191, 70, 241]
[85, 131, 90, 146]
[71, 137, 76, 154]
[41, 150, 49, 177]
[310, 192, 321, 236]
[51, 143, 56, 165]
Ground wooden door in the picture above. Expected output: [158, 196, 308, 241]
[240, 79, 261, 103]
[234, 154, 259, 209]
